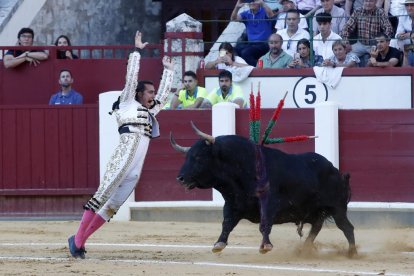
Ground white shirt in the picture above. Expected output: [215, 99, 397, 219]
[277, 28, 310, 57]
[313, 31, 342, 59]
[395, 14, 413, 46]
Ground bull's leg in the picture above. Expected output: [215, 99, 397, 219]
[304, 215, 324, 250]
[258, 194, 275, 254]
[333, 212, 357, 257]
[212, 204, 241, 253]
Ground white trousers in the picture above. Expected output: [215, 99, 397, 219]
[86, 133, 150, 221]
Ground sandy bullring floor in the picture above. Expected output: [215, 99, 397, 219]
[0, 220, 413, 275]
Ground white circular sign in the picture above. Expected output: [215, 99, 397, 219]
[293, 77, 328, 108]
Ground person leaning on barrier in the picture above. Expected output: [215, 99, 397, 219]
[288, 38, 324, 68]
[49, 69, 83, 105]
[323, 39, 360, 67]
[258, 33, 293, 68]
[169, 71, 208, 109]
[54, 35, 79, 59]
[396, 0, 414, 66]
[3, 27, 49, 69]
[201, 70, 246, 108]
[367, 33, 402, 67]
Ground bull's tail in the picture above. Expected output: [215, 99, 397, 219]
[342, 172, 351, 204]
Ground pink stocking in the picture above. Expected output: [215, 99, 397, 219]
[80, 213, 106, 247]
[74, 209, 95, 248]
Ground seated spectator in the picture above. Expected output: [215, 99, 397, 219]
[231, 0, 275, 66]
[206, 42, 249, 70]
[288, 38, 324, 67]
[258, 33, 293, 68]
[170, 71, 208, 109]
[367, 33, 402, 67]
[205, 42, 254, 82]
[49, 69, 83, 105]
[312, 0, 346, 35]
[276, 9, 310, 57]
[396, 0, 414, 65]
[275, 0, 308, 31]
[341, 0, 393, 67]
[201, 70, 246, 108]
[54, 35, 79, 59]
[313, 12, 342, 59]
[3, 27, 49, 69]
[323, 40, 360, 67]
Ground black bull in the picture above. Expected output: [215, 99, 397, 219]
[170, 127, 357, 257]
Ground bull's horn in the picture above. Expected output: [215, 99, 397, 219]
[191, 121, 215, 144]
[169, 132, 190, 153]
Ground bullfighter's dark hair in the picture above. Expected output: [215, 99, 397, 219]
[136, 80, 154, 93]
[218, 70, 232, 81]
[17, 27, 34, 38]
[183, 71, 197, 79]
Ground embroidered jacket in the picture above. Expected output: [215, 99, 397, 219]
[114, 51, 174, 138]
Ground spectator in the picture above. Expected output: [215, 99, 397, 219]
[205, 42, 254, 82]
[54, 35, 79, 59]
[367, 33, 402, 67]
[396, 0, 414, 66]
[288, 38, 324, 67]
[296, 0, 322, 15]
[377, 0, 400, 34]
[201, 70, 246, 108]
[277, 9, 310, 57]
[324, 39, 360, 67]
[275, 0, 309, 31]
[312, 0, 346, 35]
[49, 69, 83, 105]
[205, 42, 249, 70]
[258, 33, 293, 68]
[3, 27, 48, 69]
[170, 71, 208, 109]
[231, 0, 275, 66]
[340, 0, 394, 66]
[313, 12, 342, 59]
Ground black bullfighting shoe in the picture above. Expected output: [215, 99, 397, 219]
[68, 235, 86, 259]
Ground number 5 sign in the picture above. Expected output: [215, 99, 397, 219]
[293, 77, 328, 108]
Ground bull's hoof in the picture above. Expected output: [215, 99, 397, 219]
[348, 245, 358, 258]
[212, 242, 227, 253]
[259, 243, 273, 254]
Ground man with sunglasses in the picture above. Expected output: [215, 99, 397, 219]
[3, 27, 48, 69]
[276, 9, 310, 57]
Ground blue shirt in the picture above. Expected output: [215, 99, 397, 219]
[240, 7, 273, 42]
[49, 89, 83, 105]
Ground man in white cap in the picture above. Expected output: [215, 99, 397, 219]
[396, 0, 414, 65]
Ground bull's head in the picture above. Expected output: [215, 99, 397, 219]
[170, 121, 216, 190]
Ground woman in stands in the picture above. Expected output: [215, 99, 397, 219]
[323, 40, 360, 68]
[67, 30, 174, 259]
[288, 38, 323, 68]
[205, 42, 249, 70]
[54, 35, 78, 59]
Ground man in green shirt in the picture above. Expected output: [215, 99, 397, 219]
[257, 33, 293, 68]
[202, 70, 246, 108]
[170, 71, 208, 109]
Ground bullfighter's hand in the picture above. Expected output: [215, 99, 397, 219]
[162, 56, 174, 70]
[135, 30, 148, 50]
